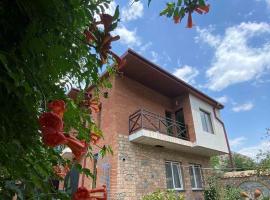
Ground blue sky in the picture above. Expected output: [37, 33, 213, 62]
[106, 0, 270, 159]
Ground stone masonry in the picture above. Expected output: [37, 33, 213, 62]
[116, 134, 210, 200]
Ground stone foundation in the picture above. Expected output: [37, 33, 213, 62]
[114, 134, 211, 200]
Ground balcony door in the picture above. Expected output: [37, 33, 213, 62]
[165, 111, 173, 135]
[175, 109, 187, 139]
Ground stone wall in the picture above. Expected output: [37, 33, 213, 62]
[221, 171, 270, 198]
[115, 134, 211, 200]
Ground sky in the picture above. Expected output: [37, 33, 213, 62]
[105, 0, 270, 159]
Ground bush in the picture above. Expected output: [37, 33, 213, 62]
[223, 186, 241, 200]
[204, 176, 219, 200]
[204, 176, 241, 200]
[142, 190, 185, 200]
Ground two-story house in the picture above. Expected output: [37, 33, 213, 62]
[66, 49, 232, 200]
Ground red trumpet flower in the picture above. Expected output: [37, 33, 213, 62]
[39, 112, 63, 131]
[173, 15, 181, 24]
[197, 4, 210, 13]
[89, 99, 100, 113]
[48, 100, 65, 118]
[66, 136, 88, 161]
[42, 128, 67, 147]
[187, 12, 193, 28]
[90, 133, 101, 145]
[73, 187, 91, 200]
[195, 5, 210, 15]
[39, 113, 67, 147]
[99, 14, 114, 34]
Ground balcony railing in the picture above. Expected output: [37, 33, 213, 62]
[129, 109, 189, 141]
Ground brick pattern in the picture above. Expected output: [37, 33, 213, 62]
[115, 134, 210, 200]
[81, 75, 212, 200]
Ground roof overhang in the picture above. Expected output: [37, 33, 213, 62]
[119, 49, 224, 109]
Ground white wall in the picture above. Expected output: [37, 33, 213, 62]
[189, 94, 229, 154]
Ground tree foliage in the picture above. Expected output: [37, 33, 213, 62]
[0, 0, 118, 198]
[0, 0, 210, 198]
[211, 153, 256, 172]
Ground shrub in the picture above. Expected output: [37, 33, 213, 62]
[142, 190, 185, 200]
[204, 176, 219, 200]
[223, 186, 241, 200]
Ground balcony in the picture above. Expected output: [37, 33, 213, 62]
[128, 109, 193, 151]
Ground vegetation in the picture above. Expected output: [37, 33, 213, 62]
[256, 129, 270, 175]
[211, 153, 257, 172]
[142, 190, 185, 200]
[0, 0, 119, 199]
[0, 0, 209, 199]
[204, 176, 241, 200]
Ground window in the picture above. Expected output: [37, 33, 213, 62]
[200, 109, 214, 133]
[165, 161, 184, 190]
[189, 164, 203, 190]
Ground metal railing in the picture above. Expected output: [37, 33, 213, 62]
[129, 109, 189, 141]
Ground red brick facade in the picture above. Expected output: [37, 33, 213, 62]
[76, 74, 212, 200]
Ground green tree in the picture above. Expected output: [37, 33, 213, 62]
[256, 128, 270, 175]
[211, 153, 256, 172]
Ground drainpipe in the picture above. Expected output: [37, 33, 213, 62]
[212, 106, 234, 171]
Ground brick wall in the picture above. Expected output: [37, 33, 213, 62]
[82, 74, 210, 199]
[115, 134, 210, 200]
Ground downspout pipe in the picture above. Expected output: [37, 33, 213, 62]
[213, 105, 235, 171]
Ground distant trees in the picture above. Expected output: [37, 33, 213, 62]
[211, 153, 256, 172]
[211, 128, 270, 173]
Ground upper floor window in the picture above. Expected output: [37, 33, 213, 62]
[199, 109, 214, 133]
[165, 161, 184, 190]
[189, 164, 203, 190]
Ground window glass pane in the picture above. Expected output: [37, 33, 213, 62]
[194, 166, 203, 188]
[205, 113, 213, 133]
[189, 166, 196, 188]
[200, 111, 208, 132]
[172, 164, 181, 188]
[200, 110, 214, 133]
[165, 162, 173, 189]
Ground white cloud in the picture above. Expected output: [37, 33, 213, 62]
[94, 1, 116, 20]
[173, 65, 199, 84]
[114, 25, 141, 47]
[229, 136, 247, 149]
[215, 95, 228, 104]
[232, 102, 254, 112]
[256, 0, 270, 7]
[104, 1, 117, 15]
[238, 141, 270, 160]
[139, 42, 152, 52]
[196, 22, 270, 91]
[121, 0, 144, 22]
[195, 27, 221, 47]
[150, 51, 159, 63]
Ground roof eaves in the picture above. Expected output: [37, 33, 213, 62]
[126, 48, 224, 109]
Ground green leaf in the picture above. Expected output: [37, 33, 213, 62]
[148, 0, 152, 7]
[199, 0, 206, 6]
[113, 5, 120, 20]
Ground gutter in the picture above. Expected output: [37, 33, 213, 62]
[212, 106, 234, 170]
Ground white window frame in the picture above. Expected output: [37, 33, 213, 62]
[189, 164, 203, 190]
[199, 109, 214, 134]
[165, 161, 184, 190]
